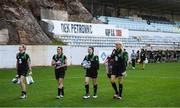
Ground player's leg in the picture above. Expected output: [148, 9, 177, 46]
[133, 59, 136, 68]
[92, 78, 97, 98]
[142, 61, 145, 70]
[111, 75, 119, 98]
[60, 71, 65, 97]
[61, 84, 64, 97]
[83, 77, 90, 99]
[107, 74, 111, 79]
[56, 78, 63, 99]
[132, 59, 135, 69]
[118, 76, 124, 99]
[19, 75, 27, 99]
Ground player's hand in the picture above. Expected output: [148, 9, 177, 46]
[29, 71, 32, 75]
[56, 61, 61, 65]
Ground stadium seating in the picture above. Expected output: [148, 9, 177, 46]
[138, 15, 173, 24]
[175, 22, 180, 26]
[55, 35, 180, 49]
[97, 16, 180, 33]
[55, 16, 180, 49]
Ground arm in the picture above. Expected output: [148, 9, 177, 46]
[51, 59, 56, 66]
[51, 55, 56, 66]
[16, 61, 18, 73]
[64, 58, 68, 66]
[95, 56, 99, 70]
[26, 54, 32, 75]
[104, 57, 109, 64]
[27, 58, 32, 75]
[16, 53, 18, 73]
[126, 53, 129, 61]
[110, 49, 115, 59]
[81, 56, 87, 66]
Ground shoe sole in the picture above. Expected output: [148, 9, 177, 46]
[20, 96, 27, 99]
[93, 96, 97, 98]
[83, 96, 90, 99]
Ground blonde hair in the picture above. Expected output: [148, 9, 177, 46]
[115, 41, 123, 48]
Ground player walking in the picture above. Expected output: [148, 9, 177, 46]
[51, 47, 68, 99]
[16, 44, 32, 99]
[82, 47, 99, 99]
[110, 41, 126, 99]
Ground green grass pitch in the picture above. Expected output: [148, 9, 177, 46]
[0, 63, 180, 107]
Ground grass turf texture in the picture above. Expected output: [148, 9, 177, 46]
[0, 63, 180, 107]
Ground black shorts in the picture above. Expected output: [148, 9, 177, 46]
[85, 70, 98, 79]
[112, 66, 124, 77]
[17, 70, 28, 77]
[55, 69, 65, 79]
[140, 58, 145, 63]
[107, 74, 111, 79]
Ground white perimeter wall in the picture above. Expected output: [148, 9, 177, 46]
[0, 45, 140, 68]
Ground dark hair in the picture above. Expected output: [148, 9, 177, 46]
[89, 47, 94, 52]
[57, 46, 63, 51]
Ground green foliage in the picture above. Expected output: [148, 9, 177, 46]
[16, 0, 24, 5]
[49, 39, 65, 45]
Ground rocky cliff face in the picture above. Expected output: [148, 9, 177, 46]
[0, 0, 51, 44]
[0, 0, 99, 45]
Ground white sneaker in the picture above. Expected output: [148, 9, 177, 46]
[83, 95, 90, 99]
[117, 96, 122, 100]
[113, 94, 118, 99]
[92, 95, 98, 98]
[60, 95, 64, 98]
[113, 94, 122, 99]
[122, 71, 127, 76]
[132, 67, 135, 70]
[20, 95, 27, 99]
[122, 71, 127, 77]
[56, 96, 60, 99]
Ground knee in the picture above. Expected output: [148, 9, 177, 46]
[59, 81, 62, 85]
[19, 78, 24, 84]
[58, 80, 63, 85]
[58, 82, 63, 88]
[85, 81, 89, 85]
[111, 78, 115, 83]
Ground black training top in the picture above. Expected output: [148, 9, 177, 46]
[110, 48, 126, 72]
[140, 51, 146, 61]
[83, 54, 99, 71]
[16, 52, 30, 71]
[52, 54, 67, 71]
[110, 48, 125, 67]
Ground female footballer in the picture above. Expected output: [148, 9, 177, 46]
[51, 47, 67, 99]
[16, 44, 32, 99]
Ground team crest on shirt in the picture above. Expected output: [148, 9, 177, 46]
[56, 60, 63, 66]
[19, 59, 22, 64]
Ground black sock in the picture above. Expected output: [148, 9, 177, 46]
[85, 84, 89, 95]
[111, 82, 118, 94]
[58, 88, 62, 96]
[119, 84, 123, 97]
[93, 85, 97, 95]
[22, 91, 26, 95]
[62, 87, 64, 96]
